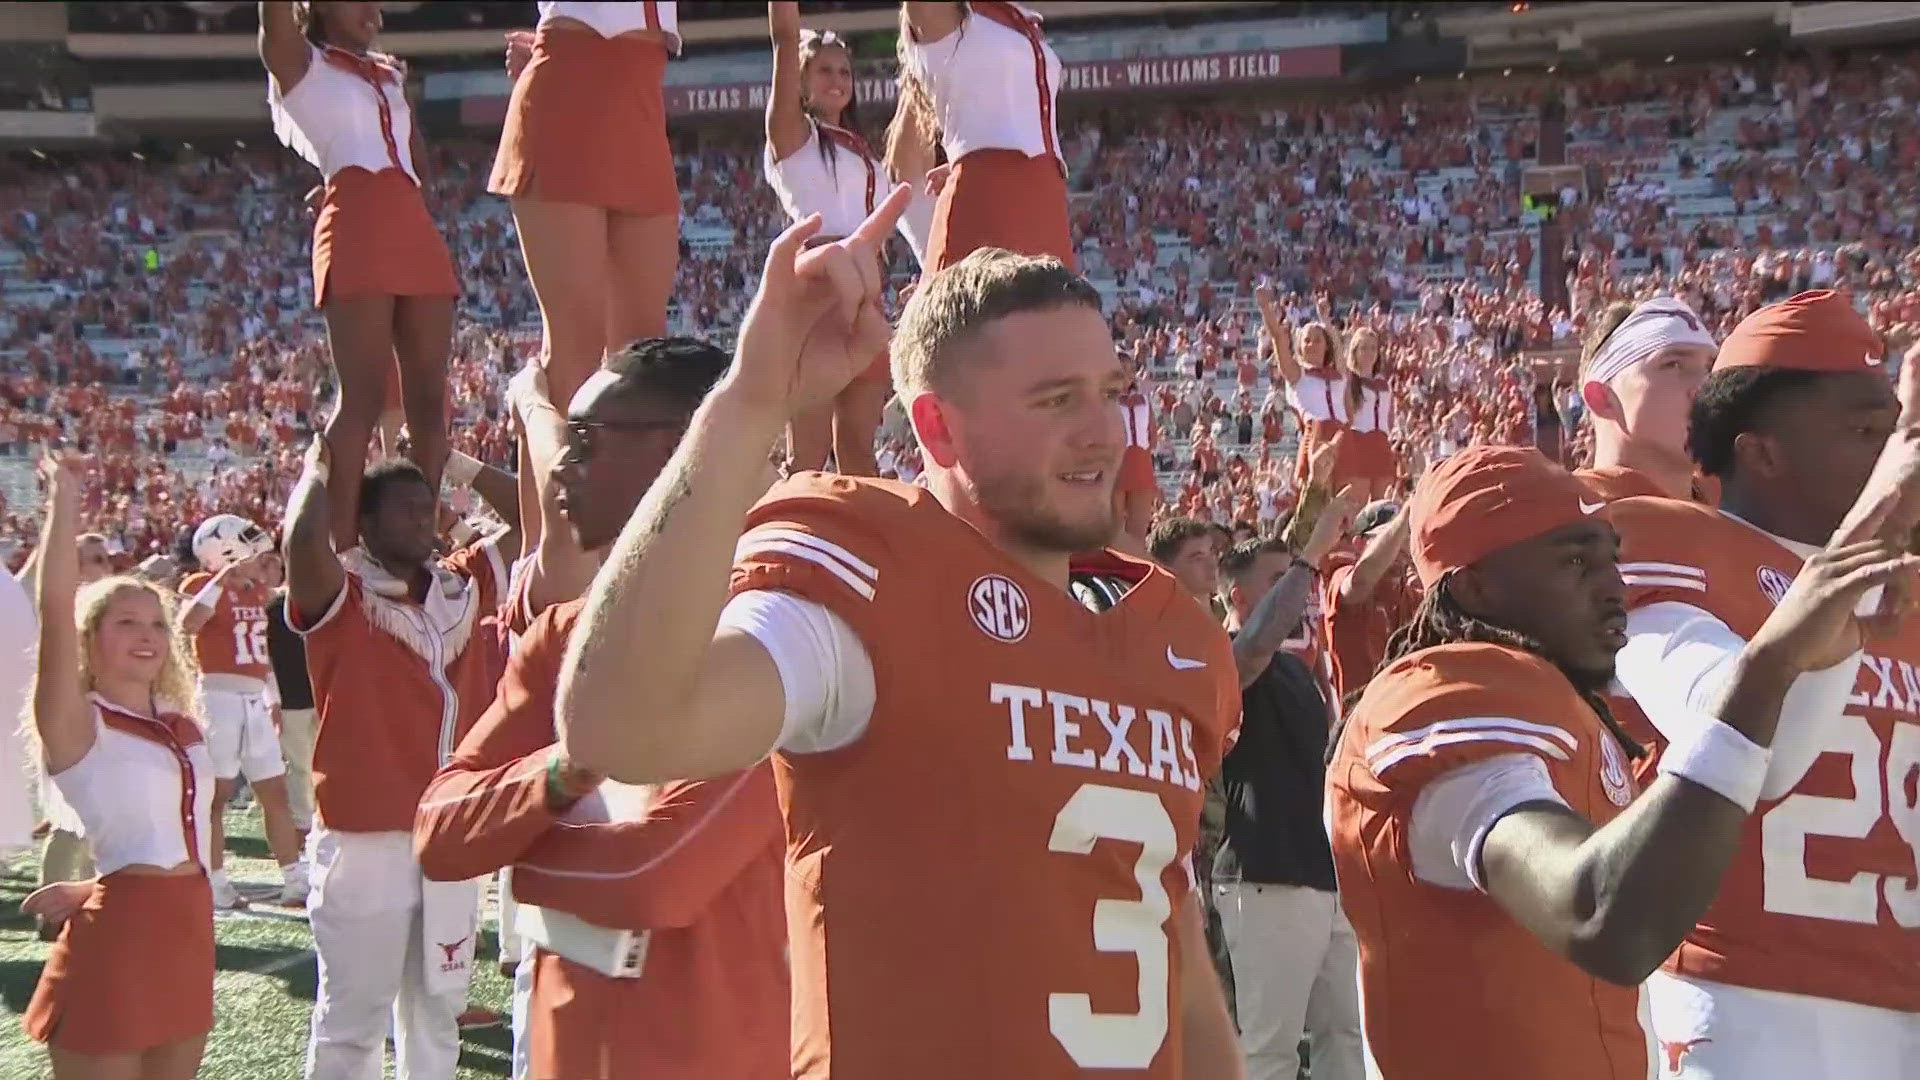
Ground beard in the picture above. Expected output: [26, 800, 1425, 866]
[973, 463, 1118, 554]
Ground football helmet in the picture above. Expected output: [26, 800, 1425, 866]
[192, 514, 272, 573]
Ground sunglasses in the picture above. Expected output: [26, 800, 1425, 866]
[563, 418, 684, 462]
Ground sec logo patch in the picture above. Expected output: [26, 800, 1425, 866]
[1599, 729, 1633, 808]
[969, 574, 1030, 643]
[1756, 566, 1793, 607]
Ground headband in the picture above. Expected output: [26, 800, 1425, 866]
[1583, 297, 1716, 386]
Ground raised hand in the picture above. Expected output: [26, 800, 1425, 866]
[768, 1, 801, 42]
[1750, 540, 1920, 672]
[37, 449, 83, 519]
[924, 163, 952, 199]
[1302, 483, 1362, 567]
[1308, 432, 1342, 491]
[505, 29, 535, 79]
[727, 183, 912, 420]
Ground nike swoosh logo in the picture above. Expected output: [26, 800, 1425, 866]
[1579, 500, 1606, 514]
[1166, 646, 1208, 670]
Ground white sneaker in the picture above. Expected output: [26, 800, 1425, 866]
[210, 870, 249, 911]
[278, 863, 310, 907]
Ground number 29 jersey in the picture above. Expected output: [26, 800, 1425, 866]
[180, 572, 271, 681]
[730, 473, 1242, 1079]
[1612, 496, 1920, 1013]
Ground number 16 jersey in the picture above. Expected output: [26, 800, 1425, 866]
[729, 474, 1241, 1079]
[181, 572, 272, 682]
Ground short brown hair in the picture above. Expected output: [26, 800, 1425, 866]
[1578, 301, 1638, 379]
[1218, 536, 1292, 579]
[891, 248, 1103, 395]
[1147, 516, 1214, 566]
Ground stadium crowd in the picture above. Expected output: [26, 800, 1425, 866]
[10, 48, 1920, 569]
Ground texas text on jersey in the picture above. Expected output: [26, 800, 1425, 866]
[729, 473, 1241, 1078]
[181, 572, 273, 680]
[1611, 495, 1920, 1014]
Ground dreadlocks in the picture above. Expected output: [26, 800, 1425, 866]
[1328, 576, 1644, 767]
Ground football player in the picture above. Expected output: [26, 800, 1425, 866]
[558, 189, 1246, 1076]
[1610, 290, 1920, 1076]
[1574, 296, 1718, 504]
[415, 337, 787, 1077]
[1327, 443, 1920, 1079]
[179, 514, 306, 908]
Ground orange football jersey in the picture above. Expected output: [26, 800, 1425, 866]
[729, 473, 1241, 1079]
[1328, 643, 1647, 1080]
[181, 572, 272, 680]
[1575, 464, 1720, 506]
[1612, 495, 1920, 1012]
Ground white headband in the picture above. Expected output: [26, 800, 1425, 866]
[1584, 297, 1717, 386]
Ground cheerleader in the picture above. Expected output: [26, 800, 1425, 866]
[886, 0, 1074, 272]
[261, 1, 457, 551]
[1254, 282, 1350, 491]
[1573, 296, 1718, 503]
[763, 1, 932, 474]
[490, 1, 680, 419]
[22, 452, 215, 1080]
[1337, 326, 1398, 502]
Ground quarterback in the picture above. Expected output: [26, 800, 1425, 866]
[178, 514, 307, 908]
[559, 189, 1245, 1076]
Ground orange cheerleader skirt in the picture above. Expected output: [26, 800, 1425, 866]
[1119, 446, 1157, 494]
[925, 148, 1075, 273]
[1338, 429, 1398, 486]
[24, 871, 214, 1054]
[489, 26, 678, 217]
[312, 166, 459, 309]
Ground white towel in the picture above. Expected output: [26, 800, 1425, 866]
[420, 875, 481, 998]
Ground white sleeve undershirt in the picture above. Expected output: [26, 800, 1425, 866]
[715, 590, 877, 755]
[1615, 600, 1863, 800]
[1407, 753, 1567, 892]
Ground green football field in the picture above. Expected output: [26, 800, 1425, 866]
[0, 806, 517, 1079]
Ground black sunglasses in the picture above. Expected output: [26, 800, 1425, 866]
[563, 418, 684, 461]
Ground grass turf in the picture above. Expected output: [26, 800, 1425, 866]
[0, 805, 515, 1079]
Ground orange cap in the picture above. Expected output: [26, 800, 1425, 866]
[1713, 290, 1883, 373]
[1410, 445, 1598, 589]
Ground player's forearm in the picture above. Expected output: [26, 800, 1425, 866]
[1176, 897, 1245, 1079]
[1344, 518, 1407, 604]
[281, 463, 342, 621]
[1230, 563, 1314, 688]
[1560, 657, 1796, 983]
[516, 768, 780, 930]
[415, 753, 557, 882]
[558, 384, 782, 778]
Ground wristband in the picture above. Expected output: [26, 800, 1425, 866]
[1657, 715, 1772, 813]
[192, 581, 225, 610]
[444, 450, 483, 489]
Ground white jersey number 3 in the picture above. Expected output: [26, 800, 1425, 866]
[1047, 783, 1176, 1069]
[1762, 714, 1920, 926]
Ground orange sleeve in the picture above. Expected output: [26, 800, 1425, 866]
[1354, 645, 1587, 796]
[511, 763, 783, 932]
[413, 602, 575, 882]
